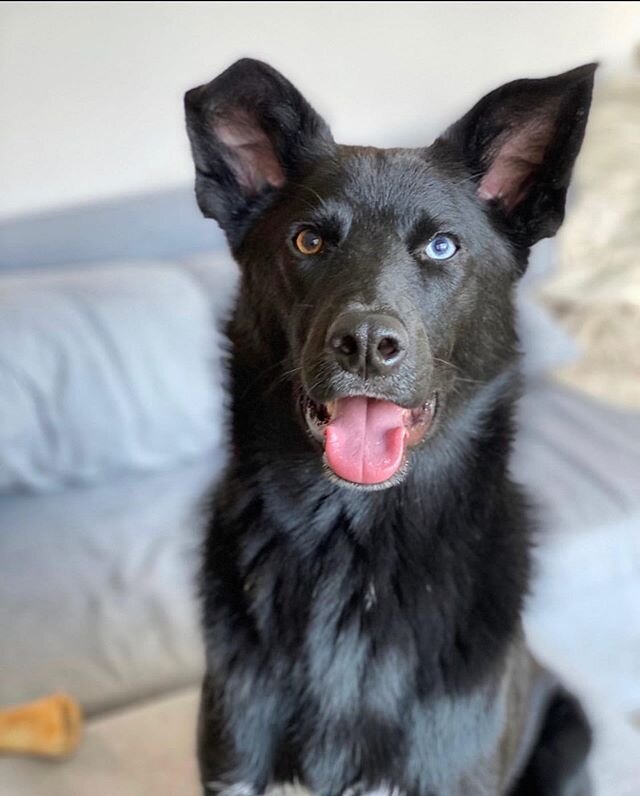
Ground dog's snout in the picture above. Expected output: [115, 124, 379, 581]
[326, 312, 408, 377]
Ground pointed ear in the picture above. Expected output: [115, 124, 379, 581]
[184, 59, 334, 241]
[439, 63, 597, 246]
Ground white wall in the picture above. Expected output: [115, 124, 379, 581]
[1, 1, 638, 220]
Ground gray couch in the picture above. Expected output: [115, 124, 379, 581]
[1, 190, 639, 795]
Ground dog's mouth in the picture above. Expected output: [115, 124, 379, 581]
[302, 393, 437, 488]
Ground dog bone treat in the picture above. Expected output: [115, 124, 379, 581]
[0, 693, 82, 758]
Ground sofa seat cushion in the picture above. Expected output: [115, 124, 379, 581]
[0, 457, 222, 716]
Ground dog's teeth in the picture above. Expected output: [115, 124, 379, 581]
[423, 394, 437, 412]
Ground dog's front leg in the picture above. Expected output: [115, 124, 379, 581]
[198, 671, 287, 796]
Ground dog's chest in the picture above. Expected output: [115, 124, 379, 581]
[294, 589, 506, 796]
[233, 517, 507, 793]
[250, 547, 434, 722]
[247, 537, 422, 681]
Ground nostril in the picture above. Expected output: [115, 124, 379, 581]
[327, 312, 407, 376]
[377, 336, 400, 362]
[331, 334, 358, 358]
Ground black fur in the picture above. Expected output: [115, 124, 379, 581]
[508, 691, 593, 795]
[185, 59, 596, 796]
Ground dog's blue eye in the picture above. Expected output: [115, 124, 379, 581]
[424, 235, 457, 261]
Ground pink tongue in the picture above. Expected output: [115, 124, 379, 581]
[324, 397, 407, 485]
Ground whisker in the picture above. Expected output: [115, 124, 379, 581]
[265, 365, 304, 395]
[433, 357, 487, 386]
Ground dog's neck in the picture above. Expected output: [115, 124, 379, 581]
[215, 349, 530, 690]
[221, 353, 530, 690]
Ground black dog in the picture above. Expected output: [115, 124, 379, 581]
[185, 59, 595, 796]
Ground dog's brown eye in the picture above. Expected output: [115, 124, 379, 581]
[294, 229, 324, 255]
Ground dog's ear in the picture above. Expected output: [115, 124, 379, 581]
[439, 63, 596, 246]
[185, 59, 334, 241]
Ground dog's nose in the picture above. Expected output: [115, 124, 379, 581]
[326, 312, 408, 377]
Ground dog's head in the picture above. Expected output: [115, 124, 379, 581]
[185, 59, 595, 490]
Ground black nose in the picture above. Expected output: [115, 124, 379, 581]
[326, 312, 408, 378]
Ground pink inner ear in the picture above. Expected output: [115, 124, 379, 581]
[477, 119, 554, 211]
[214, 111, 285, 194]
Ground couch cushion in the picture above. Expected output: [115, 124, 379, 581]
[0, 457, 221, 716]
[0, 261, 226, 492]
